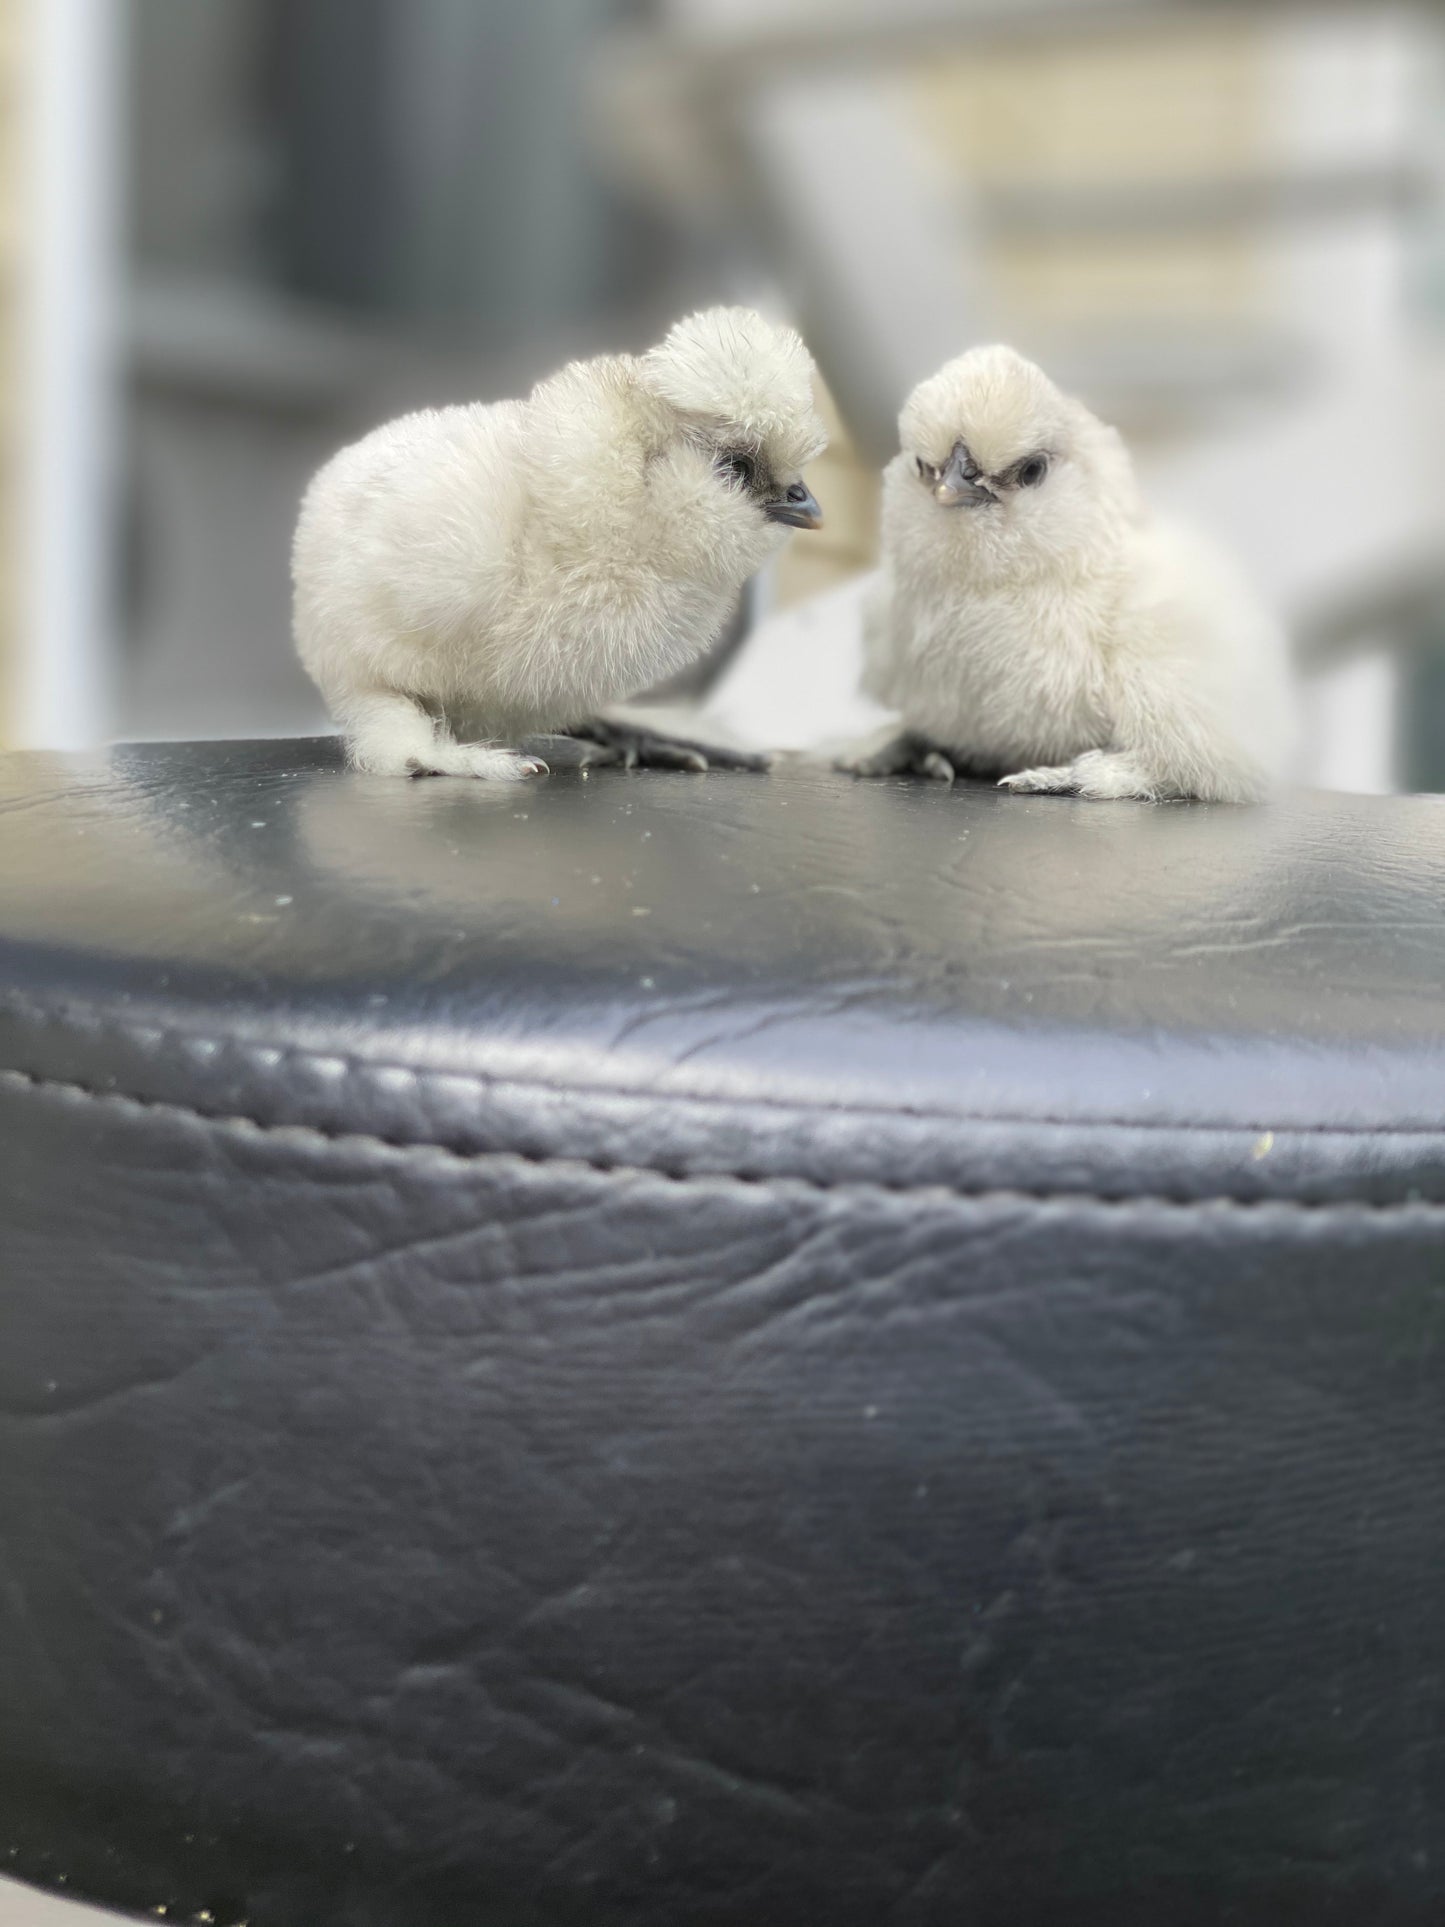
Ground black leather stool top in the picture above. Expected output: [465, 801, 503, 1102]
[1, 738, 1443, 1927]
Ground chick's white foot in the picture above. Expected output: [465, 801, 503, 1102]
[409, 743, 548, 782]
[341, 690, 547, 780]
[564, 719, 769, 773]
[1000, 750, 1159, 801]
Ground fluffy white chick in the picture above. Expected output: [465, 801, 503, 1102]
[293, 308, 826, 779]
[840, 345, 1294, 802]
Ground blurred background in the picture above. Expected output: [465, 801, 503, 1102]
[0, 0, 1443, 788]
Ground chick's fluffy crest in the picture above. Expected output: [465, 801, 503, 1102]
[643, 307, 826, 474]
[901, 343, 1070, 474]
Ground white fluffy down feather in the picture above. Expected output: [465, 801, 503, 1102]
[842, 345, 1296, 802]
[293, 308, 826, 778]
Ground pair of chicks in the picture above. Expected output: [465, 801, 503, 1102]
[293, 308, 1292, 803]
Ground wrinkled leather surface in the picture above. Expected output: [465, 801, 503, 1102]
[1, 737, 1444, 1927]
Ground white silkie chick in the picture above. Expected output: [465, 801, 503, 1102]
[293, 308, 826, 779]
[840, 345, 1294, 802]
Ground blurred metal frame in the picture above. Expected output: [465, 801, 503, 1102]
[10, 0, 123, 750]
[602, 5, 1422, 463]
[632, 0, 1440, 74]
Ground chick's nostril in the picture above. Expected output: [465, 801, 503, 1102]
[786, 483, 809, 503]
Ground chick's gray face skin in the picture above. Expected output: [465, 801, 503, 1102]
[914, 438, 1052, 512]
[889, 347, 1144, 586]
[715, 445, 823, 533]
[885, 426, 1105, 589]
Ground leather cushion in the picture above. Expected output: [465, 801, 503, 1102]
[1, 739, 1443, 1927]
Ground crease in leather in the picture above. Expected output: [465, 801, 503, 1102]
[3, 1061, 1444, 1217]
[5, 987, 1445, 1147]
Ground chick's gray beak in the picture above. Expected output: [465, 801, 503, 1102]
[934, 444, 996, 509]
[766, 482, 823, 531]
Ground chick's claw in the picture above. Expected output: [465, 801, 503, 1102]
[837, 730, 958, 782]
[998, 763, 1076, 795]
[406, 743, 548, 782]
[691, 740, 774, 773]
[1000, 751, 1160, 800]
[563, 719, 768, 773]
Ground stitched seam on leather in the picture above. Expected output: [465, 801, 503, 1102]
[3, 990, 1444, 1145]
[3, 1063, 1442, 1217]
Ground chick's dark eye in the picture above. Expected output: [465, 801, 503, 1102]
[1017, 456, 1049, 488]
[719, 450, 756, 489]
[915, 456, 934, 483]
